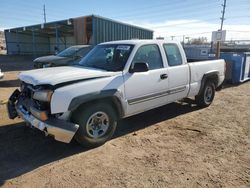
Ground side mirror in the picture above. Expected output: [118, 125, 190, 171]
[129, 62, 149, 73]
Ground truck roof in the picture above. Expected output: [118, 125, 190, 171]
[100, 39, 181, 46]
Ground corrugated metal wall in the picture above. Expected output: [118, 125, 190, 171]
[5, 15, 153, 56]
[92, 16, 153, 45]
[5, 31, 50, 55]
[5, 30, 75, 56]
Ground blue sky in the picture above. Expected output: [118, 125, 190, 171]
[1, 0, 250, 41]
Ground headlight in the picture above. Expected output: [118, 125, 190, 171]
[33, 90, 53, 102]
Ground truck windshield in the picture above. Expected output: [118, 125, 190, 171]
[78, 44, 134, 71]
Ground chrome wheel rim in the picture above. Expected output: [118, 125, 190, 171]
[86, 111, 110, 138]
[204, 85, 213, 103]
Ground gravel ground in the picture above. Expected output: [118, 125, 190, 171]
[0, 55, 249, 188]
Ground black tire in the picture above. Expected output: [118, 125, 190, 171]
[195, 81, 215, 107]
[72, 102, 117, 148]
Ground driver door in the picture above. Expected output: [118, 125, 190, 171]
[123, 44, 169, 116]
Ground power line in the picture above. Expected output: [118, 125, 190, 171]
[111, 0, 249, 20]
[174, 31, 214, 38]
[46, 4, 250, 21]
[115, 1, 220, 19]
[44, 0, 210, 18]
[43, 1, 248, 23]
[150, 18, 219, 29]
[174, 30, 250, 39]
[1, 0, 250, 33]
[149, 15, 249, 29]
[2, 0, 219, 22]
[1, 0, 249, 25]
[227, 30, 250, 33]
[0, 14, 42, 23]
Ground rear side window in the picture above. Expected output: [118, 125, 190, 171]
[163, 44, 183, 66]
[132, 44, 163, 70]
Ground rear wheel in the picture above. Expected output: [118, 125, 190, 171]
[195, 81, 215, 107]
[72, 102, 117, 148]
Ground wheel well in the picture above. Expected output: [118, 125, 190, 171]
[198, 73, 219, 96]
[205, 75, 218, 86]
[72, 97, 123, 120]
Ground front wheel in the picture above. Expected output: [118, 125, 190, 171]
[195, 81, 215, 107]
[72, 102, 117, 148]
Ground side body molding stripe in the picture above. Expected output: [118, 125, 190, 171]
[128, 86, 186, 105]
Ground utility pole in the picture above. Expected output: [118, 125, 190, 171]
[220, 0, 227, 31]
[43, 4, 46, 23]
[171, 36, 175, 40]
[216, 0, 227, 58]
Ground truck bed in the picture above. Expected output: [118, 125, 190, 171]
[187, 59, 225, 97]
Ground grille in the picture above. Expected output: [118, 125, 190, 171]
[20, 82, 50, 112]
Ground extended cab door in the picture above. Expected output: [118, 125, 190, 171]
[123, 44, 169, 116]
[162, 43, 190, 102]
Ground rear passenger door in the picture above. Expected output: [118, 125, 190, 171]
[163, 43, 190, 102]
[123, 44, 169, 116]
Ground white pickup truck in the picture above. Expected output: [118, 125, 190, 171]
[7, 40, 225, 147]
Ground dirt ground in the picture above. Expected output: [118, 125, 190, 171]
[0, 55, 249, 188]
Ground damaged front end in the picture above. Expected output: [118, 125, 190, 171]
[7, 83, 79, 143]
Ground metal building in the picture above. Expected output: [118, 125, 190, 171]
[4, 15, 153, 56]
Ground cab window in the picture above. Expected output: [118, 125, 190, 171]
[132, 44, 163, 70]
[163, 44, 183, 66]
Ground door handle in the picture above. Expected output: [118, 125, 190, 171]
[160, 74, 168, 80]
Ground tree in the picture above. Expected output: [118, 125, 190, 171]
[189, 37, 208, 45]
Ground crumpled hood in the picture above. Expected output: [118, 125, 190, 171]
[19, 66, 119, 86]
[33, 55, 70, 63]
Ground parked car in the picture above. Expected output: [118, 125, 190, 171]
[0, 69, 4, 79]
[8, 40, 225, 147]
[33, 45, 92, 68]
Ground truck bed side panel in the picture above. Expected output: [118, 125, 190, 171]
[188, 59, 225, 97]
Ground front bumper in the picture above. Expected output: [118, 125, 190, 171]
[7, 89, 79, 143]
